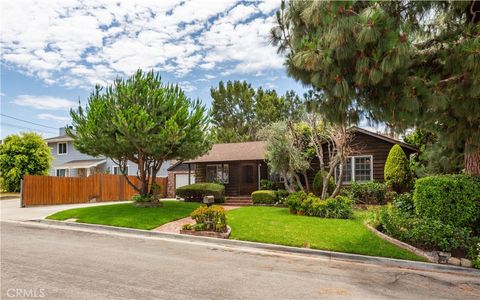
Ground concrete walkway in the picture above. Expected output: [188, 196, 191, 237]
[154, 205, 240, 233]
[0, 199, 131, 221]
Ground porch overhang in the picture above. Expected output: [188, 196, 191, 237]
[57, 159, 106, 169]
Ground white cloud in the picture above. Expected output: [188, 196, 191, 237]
[177, 81, 197, 92]
[37, 113, 70, 122]
[205, 74, 216, 80]
[1, 0, 283, 89]
[12, 95, 76, 110]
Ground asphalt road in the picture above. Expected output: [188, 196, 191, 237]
[1, 221, 479, 300]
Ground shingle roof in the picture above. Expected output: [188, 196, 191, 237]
[185, 141, 266, 163]
[44, 135, 73, 142]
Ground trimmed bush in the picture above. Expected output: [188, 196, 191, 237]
[285, 192, 353, 219]
[189, 205, 227, 232]
[260, 179, 275, 190]
[376, 204, 475, 252]
[252, 190, 277, 204]
[312, 171, 335, 196]
[176, 183, 225, 203]
[414, 174, 480, 230]
[276, 189, 290, 202]
[384, 144, 412, 193]
[346, 181, 389, 204]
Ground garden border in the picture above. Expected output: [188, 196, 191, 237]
[365, 222, 437, 263]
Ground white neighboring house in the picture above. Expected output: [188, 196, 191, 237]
[45, 127, 170, 177]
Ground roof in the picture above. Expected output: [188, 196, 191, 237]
[44, 135, 73, 143]
[185, 141, 266, 163]
[57, 159, 106, 169]
[348, 126, 418, 151]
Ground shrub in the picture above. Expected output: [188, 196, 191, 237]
[176, 183, 225, 203]
[393, 193, 415, 216]
[414, 174, 480, 230]
[375, 204, 475, 252]
[132, 194, 152, 202]
[346, 181, 389, 204]
[285, 192, 353, 219]
[190, 205, 227, 232]
[251, 190, 277, 204]
[285, 191, 307, 213]
[260, 179, 275, 190]
[276, 189, 290, 202]
[384, 144, 413, 193]
[312, 171, 335, 196]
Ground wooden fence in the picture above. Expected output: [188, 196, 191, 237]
[21, 174, 167, 207]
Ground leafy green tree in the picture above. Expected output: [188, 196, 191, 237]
[384, 144, 413, 193]
[211, 80, 304, 143]
[404, 128, 464, 176]
[0, 132, 52, 192]
[69, 70, 212, 202]
[258, 121, 312, 192]
[272, 0, 480, 175]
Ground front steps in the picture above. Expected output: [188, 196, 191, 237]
[224, 196, 252, 206]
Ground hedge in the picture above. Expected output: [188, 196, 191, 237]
[414, 174, 480, 230]
[345, 181, 390, 204]
[176, 183, 225, 203]
[312, 171, 334, 196]
[384, 144, 412, 193]
[251, 190, 277, 204]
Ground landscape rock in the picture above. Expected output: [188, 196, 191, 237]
[460, 258, 472, 268]
[447, 257, 461, 266]
[437, 251, 451, 264]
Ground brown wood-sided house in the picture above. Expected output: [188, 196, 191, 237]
[167, 127, 417, 199]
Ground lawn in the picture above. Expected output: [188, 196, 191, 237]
[47, 201, 200, 230]
[227, 206, 426, 261]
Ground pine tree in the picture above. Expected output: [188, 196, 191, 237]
[272, 0, 480, 175]
[210, 80, 304, 143]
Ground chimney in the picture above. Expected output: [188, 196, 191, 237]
[59, 127, 66, 136]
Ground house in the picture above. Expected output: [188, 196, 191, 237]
[45, 127, 170, 178]
[167, 141, 268, 198]
[167, 127, 417, 199]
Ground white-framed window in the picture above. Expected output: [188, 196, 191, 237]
[335, 155, 373, 184]
[206, 164, 229, 184]
[56, 168, 69, 177]
[57, 142, 67, 155]
[112, 166, 129, 175]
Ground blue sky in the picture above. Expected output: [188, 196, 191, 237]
[1, 0, 308, 139]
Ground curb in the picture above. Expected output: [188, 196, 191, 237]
[30, 219, 480, 276]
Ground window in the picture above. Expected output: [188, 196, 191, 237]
[112, 166, 128, 175]
[57, 142, 67, 155]
[206, 164, 229, 184]
[56, 169, 68, 177]
[335, 156, 372, 184]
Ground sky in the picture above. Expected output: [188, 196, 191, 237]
[1, 0, 310, 139]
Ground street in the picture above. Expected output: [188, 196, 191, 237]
[1, 221, 479, 299]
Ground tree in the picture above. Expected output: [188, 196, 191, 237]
[69, 70, 212, 203]
[258, 121, 312, 192]
[211, 80, 304, 143]
[307, 114, 355, 199]
[0, 132, 52, 192]
[404, 128, 464, 176]
[384, 144, 412, 193]
[272, 1, 480, 175]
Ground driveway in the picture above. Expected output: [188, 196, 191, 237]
[0, 199, 130, 221]
[2, 221, 479, 299]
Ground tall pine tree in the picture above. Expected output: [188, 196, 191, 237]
[272, 0, 480, 175]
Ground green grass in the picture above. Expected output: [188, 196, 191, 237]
[47, 201, 200, 230]
[227, 206, 426, 261]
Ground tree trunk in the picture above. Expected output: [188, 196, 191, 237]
[302, 172, 310, 193]
[465, 139, 480, 175]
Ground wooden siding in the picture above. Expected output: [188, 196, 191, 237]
[308, 131, 416, 184]
[194, 160, 268, 196]
[22, 174, 167, 207]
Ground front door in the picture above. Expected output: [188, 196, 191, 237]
[239, 163, 257, 195]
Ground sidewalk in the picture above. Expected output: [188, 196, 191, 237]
[153, 205, 240, 233]
[0, 199, 131, 221]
